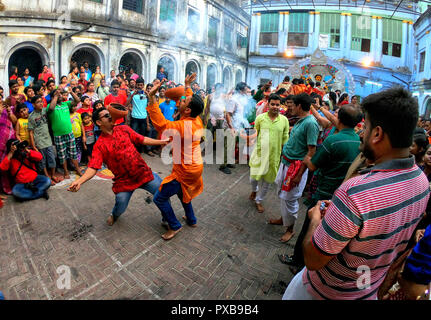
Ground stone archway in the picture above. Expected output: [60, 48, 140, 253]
[4, 41, 50, 87]
[158, 55, 176, 81]
[425, 97, 431, 119]
[235, 69, 243, 85]
[185, 60, 200, 82]
[206, 64, 217, 91]
[223, 66, 232, 89]
[119, 50, 145, 78]
[70, 44, 104, 75]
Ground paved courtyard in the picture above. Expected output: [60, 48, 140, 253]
[0, 155, 307, 300]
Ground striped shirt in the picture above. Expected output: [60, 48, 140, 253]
[303, 156, 430, 300]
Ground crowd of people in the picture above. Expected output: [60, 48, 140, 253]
[0, 62, 430, 300]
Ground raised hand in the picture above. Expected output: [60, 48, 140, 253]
[185, 73, 197, 87]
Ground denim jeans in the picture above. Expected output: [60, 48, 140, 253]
[153, 179, 196, 231]
[130, 117, 148, 153]
[12, 175, 51, 200]
[112, 172, 162, 219]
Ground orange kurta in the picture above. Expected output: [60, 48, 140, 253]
[147, 89, 204, 203]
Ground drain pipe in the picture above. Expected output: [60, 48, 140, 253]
[58, 24, 93, 79]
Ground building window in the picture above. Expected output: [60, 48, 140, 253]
[320, 13, 340, 48]
[186, 7, 200, 41]
[351, 15, 371, 52]
[287, 12, 309, 47]
[419, 52, 426, 73]
[90, 0, 103, 2]
[259, 13, 279, 46]
[160, 0, 176, 23]
[382, 18, 403, 57]
[237, 33, 248, 49]
[208, 17, 218, 47]
[224, 24, 233, 51]
[122, 0, 143, 13]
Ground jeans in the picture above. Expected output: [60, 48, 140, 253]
[112, 172, 162, 219]
[130, 117, 148, 153]
[12, 175, 51, 200]
[153, 179, 196, 231]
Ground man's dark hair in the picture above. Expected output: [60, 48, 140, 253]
[80, 95, 89, 103]
[81, 112, 91, 120]
[235, 82, 248, 92]
[308, 80, 315, 88]
[72, 86, 81, 93]
[92, 107, 107, 125]
[338, 104, 363, 128]
[329, 91, 337, 105]
[136, 77, 145, 84]
[413, 133, 428, 152]
[16, 103, 28, 114]
[24, 86, 34, 95]
[298, 78, 305, 85]
[146, 83, 154, 89]
[9, 80, 18, 88]
[31, 95, 42, 104]
[285, 94, 294, 101]
[111, 80, 120, 87]
[316, 81, 321, 87]
[283, 76, 290, 82]
[268, 93, 282, 104]
[275, 88, 286, 96]
[361, 87, 419, 148]
[293, 93, 312, 111]
[32, 85, 42, 94]
[117, 74, 125, 80]
[311, 93, 322, 105]
[189, 94, 204, 118]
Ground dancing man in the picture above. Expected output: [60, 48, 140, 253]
[68, 107, 169, 225]
[146, 73, 205, 240]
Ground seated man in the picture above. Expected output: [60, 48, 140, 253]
[0, 139, 51, 201]
[68, 107, 169, 225]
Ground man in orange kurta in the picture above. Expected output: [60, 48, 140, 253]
[147, 74, 205, 240]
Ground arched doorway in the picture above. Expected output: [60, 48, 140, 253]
[223, 67, 232, 89]
[206, 64, 217, 91]
[8, 48, 43, 81]
[70, 46, 103, 74]
[158, 55, 175, 81]
[235, 69, 243, 85]
[185, 60, 199, 79]
[119, 52, 143, 77]
[425, 98, 431, 119]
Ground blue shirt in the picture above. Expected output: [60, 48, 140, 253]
[85, 69, 92, 81]
[131, 91, 148, 119]
[159, 100, 177, 121]
[24, 101, 34, 113]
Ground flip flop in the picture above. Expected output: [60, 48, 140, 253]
[161, 227, 182, 240]
[182, 216, 197, 227]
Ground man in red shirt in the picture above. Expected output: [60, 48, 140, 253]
[68, 107, 169, 226]
[0, 139, 51, 200]
[104, 80, 127, 125]
[78, 72, 89, 93]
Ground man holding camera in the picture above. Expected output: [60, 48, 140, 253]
[0, 139, 51, 201]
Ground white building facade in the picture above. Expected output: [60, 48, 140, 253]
[0, 0, 249, 91]
[245, 0, 422, 101]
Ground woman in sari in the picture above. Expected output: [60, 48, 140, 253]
[0, 100, 17, 195]
[22, 68, 34, 87]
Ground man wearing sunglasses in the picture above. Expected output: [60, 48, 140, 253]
[68, 107, 169, 226]
[147, 73, 204, 241]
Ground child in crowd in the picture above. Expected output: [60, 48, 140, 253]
[77, 96, 93, 116]
[28, 95, 60, 185]
[81, 112, 95, 164]
[15, 103, 30, 144]
[70, 104, 86, 164]
[93, 100, 104, 140]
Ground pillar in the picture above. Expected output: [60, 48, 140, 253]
[308, 11, 315, 54]
[313, 12, 320, 51]
[345, 14, 352, 58]
[340, 14, 346, 57]
[277, 12, 285, 53]
[376, 17, 383, 63]
[401, 21, 408, 66]
[284, 12, 289, 51]
[371, 16, 377, 61]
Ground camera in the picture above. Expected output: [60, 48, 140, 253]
[12, 140, 29, 150]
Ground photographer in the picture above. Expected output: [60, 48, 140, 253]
[0, 139, 50, 201]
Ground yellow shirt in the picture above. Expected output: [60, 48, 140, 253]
[18, 118, 30, 142]
[70, 112, 82, 138]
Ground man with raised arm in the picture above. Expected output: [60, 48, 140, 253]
[146, 73, 205, 240]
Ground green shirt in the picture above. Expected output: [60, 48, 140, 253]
[282, 115, 319, 163]
[47, 101, 73, 137]
[27, 107, 52, 149]
[249, 113, 289, 183]
[312, 128, 361, 198]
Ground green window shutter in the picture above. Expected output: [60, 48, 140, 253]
[320, 13, 340, 34]
[260, 13, 279, 32]
[383, 18, 402, 44]
[160, 0, 176, 22]
[351, 15, 371, 39]
[289, 12, 309, 33]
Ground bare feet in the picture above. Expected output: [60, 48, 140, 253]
[51, 176, 61, 183]
[50, 180, 56, 186]
[182, 216, 197, 227]
[255, 202, 265, 213]
[64, 174, 70, 180]
[280, 227, 295, 243]
[268, 217, 283, 225]
[162, 227, 182, 240]
[107, 215, 115, 226]
[249, 191, 256, 201]
[0, 195, 7, 200]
